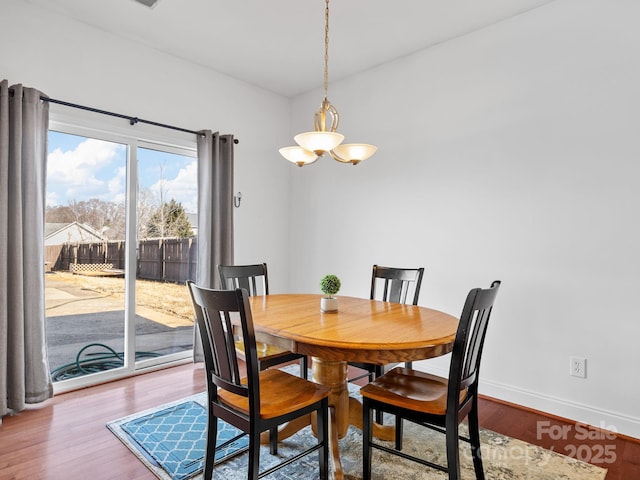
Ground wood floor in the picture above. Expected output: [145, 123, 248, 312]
[0, 362, 638, 479]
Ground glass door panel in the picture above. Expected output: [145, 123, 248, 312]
[134, 147, 197, 364]
[45, 131, 197, 386]
[45, 131, 128, 381]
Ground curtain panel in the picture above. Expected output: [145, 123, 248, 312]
[193, 130, 235, 361]
[0, 80, 53, 418]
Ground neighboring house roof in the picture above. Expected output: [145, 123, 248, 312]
[44, 222, 71, 238]
[44, 221, 106, 245]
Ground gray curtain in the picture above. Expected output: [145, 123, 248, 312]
[193, 130, 234, 361]
[0, 80, 53, 418]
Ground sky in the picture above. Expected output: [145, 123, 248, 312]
[47, 130, 198, 213]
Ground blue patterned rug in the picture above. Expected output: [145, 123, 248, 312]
[107, 394, 248, 480]
[118, 400, 247, 480]
[107, 369, 607, 480]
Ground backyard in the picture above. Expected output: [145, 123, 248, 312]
[45, 271, 194, 381]
[46, 271, 194, 322]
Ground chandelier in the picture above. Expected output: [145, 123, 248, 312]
[279, 0, 377, 167]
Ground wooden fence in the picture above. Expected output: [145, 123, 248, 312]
[45, 237, 198, 284]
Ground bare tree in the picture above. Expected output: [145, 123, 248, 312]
[61, 199, 126, 240]
[45, 205, 75, 223]
[137, 188, 158, 240]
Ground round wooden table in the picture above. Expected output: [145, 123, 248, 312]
[248, 294, 458, 479]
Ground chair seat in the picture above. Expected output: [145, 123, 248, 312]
[360, 367, 466, 416]
[220, 369, 330, 419]
[234, 340, 301, 365]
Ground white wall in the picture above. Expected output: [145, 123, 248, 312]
[287, 0, 640, 438]
[4, 0, 639, 439]
[1, 0, 293, 289]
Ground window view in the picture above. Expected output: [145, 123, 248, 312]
[134, 147, 197, 367]
[44, 130, 197, 385]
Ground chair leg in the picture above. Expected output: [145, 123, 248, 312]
[204, 409, 217, 480]
[395, 415, 403, 450]
[374, 365, 384, 424]
[468, 401, 485, 480]
[317, 399, 329, 480]
[445, 418, 461, 480]
[247, 428, 261, 480]
[362, 398, 374, 480]
[375, 409, 384, 424]
[269, 427, 278, 455]
[300, 355, 308, 379]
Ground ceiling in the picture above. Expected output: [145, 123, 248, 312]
[24, 0, 555, 97]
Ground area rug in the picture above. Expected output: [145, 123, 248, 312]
[107, 396, 248, 480]
[107, 375, 607, 480]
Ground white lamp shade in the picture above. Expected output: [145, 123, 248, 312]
[294, 131, 344, 155]
[331, 143, 377, 164]
[279, 146, 318, 166]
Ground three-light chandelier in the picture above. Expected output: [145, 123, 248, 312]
[279, 0, 377, 167]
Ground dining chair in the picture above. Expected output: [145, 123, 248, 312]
[361, 280, 501, 480]
[187, 282, 330, 480]
[348, 265, 425, 384]
[218, 263, 308, 379]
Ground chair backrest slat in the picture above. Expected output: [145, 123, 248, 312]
[219, 263, 269, 297]
[370, 265, 425, 305]
[448, 281, 500, 405]
[186, 280, 218, 396]
[187, 282, 261, 404]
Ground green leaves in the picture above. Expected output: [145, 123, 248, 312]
[320, 274, 341, 296]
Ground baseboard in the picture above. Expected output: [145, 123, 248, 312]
[414, 363, 640, 440]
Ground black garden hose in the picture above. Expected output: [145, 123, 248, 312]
[50, 342, 162, 381]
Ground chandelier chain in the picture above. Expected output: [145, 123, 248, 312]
[278, 0, 377, 166]
[324, 0, 330, 99]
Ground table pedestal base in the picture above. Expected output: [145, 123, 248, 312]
[261, 358, 394, 480]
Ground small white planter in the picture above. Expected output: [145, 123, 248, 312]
[321, 296, 338, 312]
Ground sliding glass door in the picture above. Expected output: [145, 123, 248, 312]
[45, 125, 197, 390]
[134, 146, 197, 366]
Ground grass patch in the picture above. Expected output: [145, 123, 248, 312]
[49, 271, 194, 321]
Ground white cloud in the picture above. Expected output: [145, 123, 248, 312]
[108, 166, 127, 204]
[46, 190, 58, 207]
[47, 138, 197, 213]
[47, 138, 125, 205]
[149, 160, 198, 213]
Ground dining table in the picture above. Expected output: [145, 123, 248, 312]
[248, 293, 459, 480]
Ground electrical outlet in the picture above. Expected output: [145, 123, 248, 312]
[570, 356, 587, 378]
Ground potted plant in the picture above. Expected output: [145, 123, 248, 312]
[320, 274, 341, 312]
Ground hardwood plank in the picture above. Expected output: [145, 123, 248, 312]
[0, 364, 205, 480]
[0, 363, 636, 479]
[476, 395, 637, 479]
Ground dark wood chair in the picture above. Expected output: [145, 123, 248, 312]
[348, 265, 425, 383]
[361, 280, 501, 480]
[218, 263, 308, 379]
[187, 282, 330, 480]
